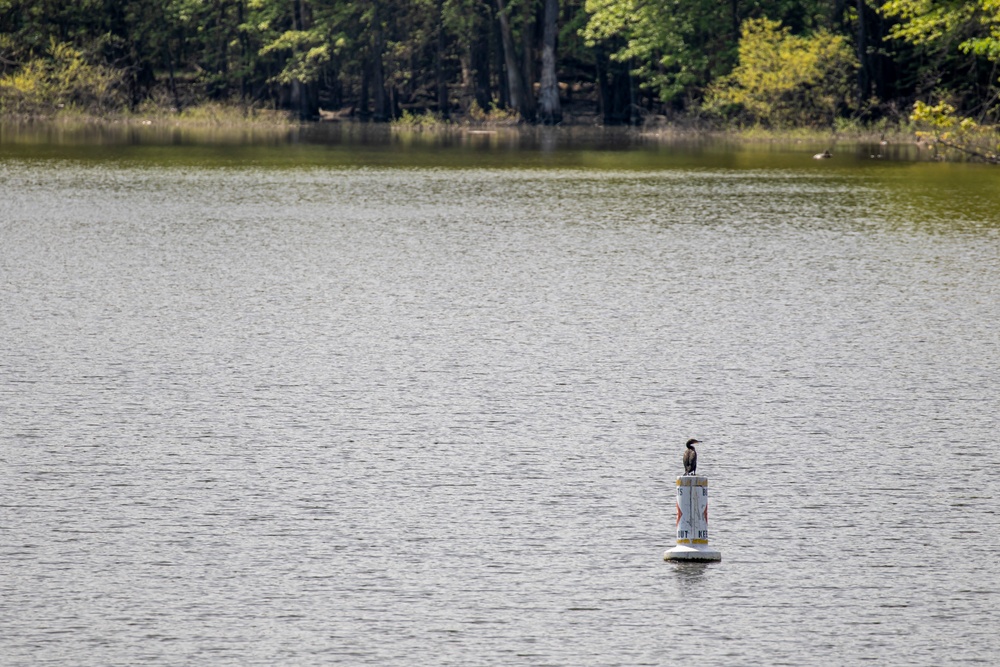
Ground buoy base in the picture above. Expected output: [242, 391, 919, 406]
[663, 544, 722, 562]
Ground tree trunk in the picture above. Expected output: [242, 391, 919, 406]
[520, 7, 536, 120]
[165, 46, 181, 111]
[856, 0, 871, 106]
[372, 2, 390, 121]
[595, 46, 610, 124]
[360, 61, 370, 119]
[490, 7, 508, 108]
[537, 0, 560, 124]
[494, 0, 524, 116]
[471, 38, 492, 110]
[434, 0, 449, 118]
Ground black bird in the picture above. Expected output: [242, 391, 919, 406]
[683, 439, 699, 475]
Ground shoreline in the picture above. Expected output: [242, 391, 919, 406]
[0, 110, 912, 146]
[0, 102, 913, 144]
[7, 105, 994, 164]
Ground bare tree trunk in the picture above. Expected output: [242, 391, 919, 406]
[537, 0, 560, 124]
[494, 0, 524, 116]
[856, 0, 871, 106]
[372, 2, 390, 121]
[360, 61, 370, 119]
[520, 6, 536, 120]
[471, 42, 491, 110]
[595, 46, 611, 124]
[434, 0, 448, 118]
[165, 46, 181, 111]
[490, 7, 508, 108]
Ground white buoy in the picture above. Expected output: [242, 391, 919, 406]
[664, 475, 721, 562]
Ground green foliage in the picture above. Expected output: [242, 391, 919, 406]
[881, 0, 1000, 118]
[466, 100, 521, 125]
[390, 109, 449, 129]
[253, 1, 361, 88]
[881, 0, 1000, 57]
[960, 0, 1000, 59]
[881, 0, 972, 45]
[581, 0, 707, 103]
[260, 31, 332, 85]
[0, 38, 125, 115]
[911, 99, 999, 161]
[173, 101, 292, 125]
[0, 0, 996, 128]
[704, 18, 858, 127]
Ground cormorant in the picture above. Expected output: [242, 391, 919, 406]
[683, 439, 699, 475]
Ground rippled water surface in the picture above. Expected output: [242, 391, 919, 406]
[2, 140, 999, 666]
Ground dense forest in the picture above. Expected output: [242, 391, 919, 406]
[0, 0, 998, 131]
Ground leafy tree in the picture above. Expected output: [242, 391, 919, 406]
[882, 0, 1000, 55]
[442, 0, 494, 112]
[1, 0, 998, 127]
[705, 17, 858, 126]
[881, 0, 1000, 118]
[963, 0, 1000, 59]
[254, 0, 361, 118]
[581, 0, 708, 105]
[495, 0, 530, 117]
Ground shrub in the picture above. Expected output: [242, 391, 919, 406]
[465, 100, 520, 126]
[390, 109, 448, 129]
[911, 99, 999, 162]
[705, 18, 858, 127]
[0, 39, 126, 116]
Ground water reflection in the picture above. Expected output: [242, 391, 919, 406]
[669, 562, 713, 581]
[0, 118, 932, 164]
[0, 149, 998, 667]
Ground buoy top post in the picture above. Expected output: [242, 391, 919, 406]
[664, 474, 721, 562]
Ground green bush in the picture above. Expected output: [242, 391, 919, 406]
[0, 39, 126, 116]
[390, 109, 448, 129]
[465, 100, 520, 126]
[911, 100, 999, 162]
[705, 18, 858, 127]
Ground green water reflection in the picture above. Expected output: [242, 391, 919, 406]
[2, 120, 997, 233]
[0, 120, 932, 167]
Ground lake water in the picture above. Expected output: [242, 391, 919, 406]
[2, 126, 999, 666]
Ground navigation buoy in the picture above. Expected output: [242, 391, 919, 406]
[664, 475, 721, 562]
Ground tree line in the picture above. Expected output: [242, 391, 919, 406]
[0, 0, 998, 129]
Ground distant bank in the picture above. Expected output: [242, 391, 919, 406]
[1, 107, 994, 164]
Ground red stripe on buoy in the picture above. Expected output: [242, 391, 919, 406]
[676, 502, 682, 526]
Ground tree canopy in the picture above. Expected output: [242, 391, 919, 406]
[0, 0, 997, 128]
